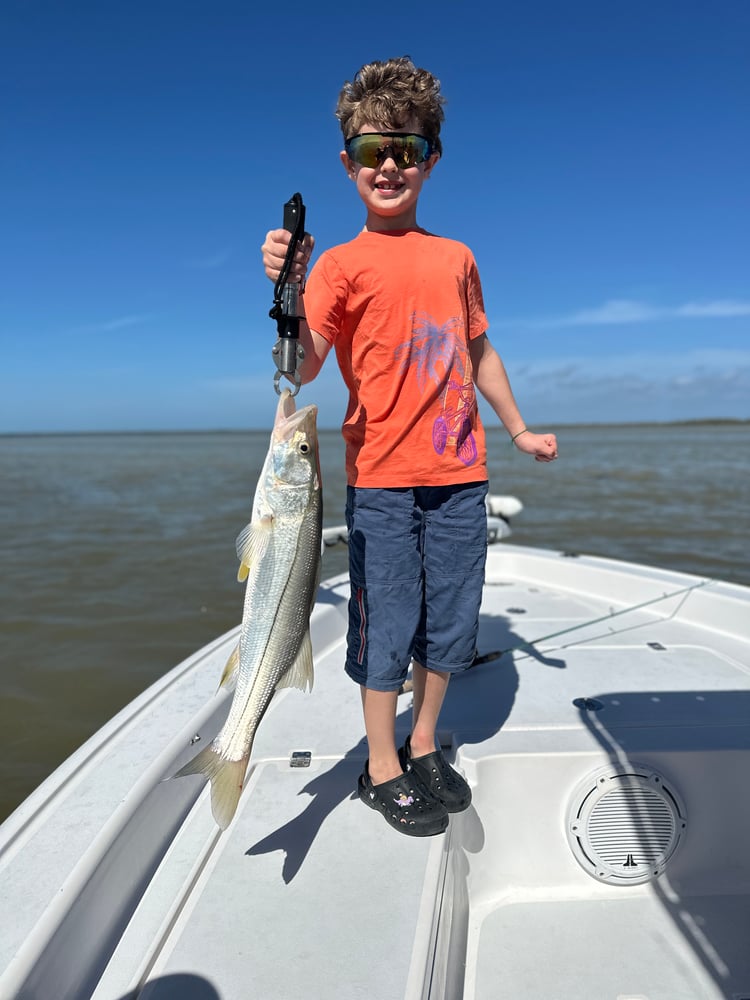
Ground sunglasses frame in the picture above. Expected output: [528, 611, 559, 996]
[344, 131, 434, 169]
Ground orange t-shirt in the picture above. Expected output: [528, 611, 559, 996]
[304, 228, 489, 487]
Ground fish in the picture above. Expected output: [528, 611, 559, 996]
[173, 388, 322, 830]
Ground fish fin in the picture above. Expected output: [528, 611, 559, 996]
[235, 517, 273, 581]
[218, 644, 240, 690]
[276, 630, 315, 693]
[172, 745, 249, 831]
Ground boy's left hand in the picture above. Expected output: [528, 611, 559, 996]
[515, 431, 558, 462]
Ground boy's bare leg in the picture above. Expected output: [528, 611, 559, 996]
[360, 686, 402, 784]
[409, 661, 449, 757]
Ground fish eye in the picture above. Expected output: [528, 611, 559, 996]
[299, 442, 310, 454]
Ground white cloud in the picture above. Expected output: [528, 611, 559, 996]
[184, 249, 232, 270]
[676, 300, 750, 318]
[495, 347, 750, 424]
[79, 314, 153, 334]
[497, 298, 750, 329]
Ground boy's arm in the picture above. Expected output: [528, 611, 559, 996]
[293, 303, 332, 385]
[469, 333, 558, 462]
[262, 228, 331, 384]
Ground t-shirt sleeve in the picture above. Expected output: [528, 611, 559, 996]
[303, 251, 348, 346]
[466, 253, 489, 340]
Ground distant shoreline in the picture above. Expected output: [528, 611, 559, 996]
[2, 418, 748, 439]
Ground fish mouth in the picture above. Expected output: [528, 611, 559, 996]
[273, 387, 318, 444]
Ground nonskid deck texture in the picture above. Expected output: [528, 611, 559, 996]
[1, 544, 749, 1000]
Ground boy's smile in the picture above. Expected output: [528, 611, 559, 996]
[374, 179, 405, 193]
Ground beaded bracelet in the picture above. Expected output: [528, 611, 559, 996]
[510, 428, 528, 444]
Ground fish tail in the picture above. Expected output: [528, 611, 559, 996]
[173, 745, 250, 831]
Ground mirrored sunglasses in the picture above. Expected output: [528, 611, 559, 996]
[344, 132, 433, 170]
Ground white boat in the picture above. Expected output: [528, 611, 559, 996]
[1, 498, 749, 1000]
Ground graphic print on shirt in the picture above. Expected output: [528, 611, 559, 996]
[393, 311, 478, 466]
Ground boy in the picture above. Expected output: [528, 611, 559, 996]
[261, 56, 557, 837]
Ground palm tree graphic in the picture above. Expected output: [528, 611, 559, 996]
[393, 312, 477, 466]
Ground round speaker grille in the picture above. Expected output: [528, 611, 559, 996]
[566, 764, 687, 885]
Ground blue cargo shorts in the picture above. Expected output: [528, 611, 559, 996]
[344, 481, 489, 691]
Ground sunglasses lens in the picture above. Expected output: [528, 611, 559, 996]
[394, 136, 431, 167]
[346, 135, 382, 167]
[346, 133, 432, 168]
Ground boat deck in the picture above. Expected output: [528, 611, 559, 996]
[2, 544, 749, 999]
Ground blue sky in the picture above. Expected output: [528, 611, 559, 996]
[2, 0, 748, 432]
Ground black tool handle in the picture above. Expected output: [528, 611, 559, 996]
[271, 193, 306, 394]
[283, 195, 306, 240]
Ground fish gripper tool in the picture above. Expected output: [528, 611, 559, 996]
[270, 192, 307, 396]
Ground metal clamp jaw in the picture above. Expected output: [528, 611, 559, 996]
[272, 343, 304, 395]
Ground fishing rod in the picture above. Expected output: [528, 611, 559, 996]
[399, 577, 713, 695]
[470, 577, 713, 666]
[270, 193, 307, 396]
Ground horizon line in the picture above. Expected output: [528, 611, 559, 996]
[2, 416, 748, 438]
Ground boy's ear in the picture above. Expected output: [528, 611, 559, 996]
[422, 152, 440, 179]
[340, 150, 356, 179]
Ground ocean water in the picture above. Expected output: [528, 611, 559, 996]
[1, 421, 748, 822]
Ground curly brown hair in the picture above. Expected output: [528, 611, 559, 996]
[336, 56, 446, 156]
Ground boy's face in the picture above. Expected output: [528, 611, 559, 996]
[340, 118, 440, 231]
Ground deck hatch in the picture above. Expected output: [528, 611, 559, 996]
[566, 764, 687, 885]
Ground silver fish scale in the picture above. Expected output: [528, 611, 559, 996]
[218, 456, 322, 763]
